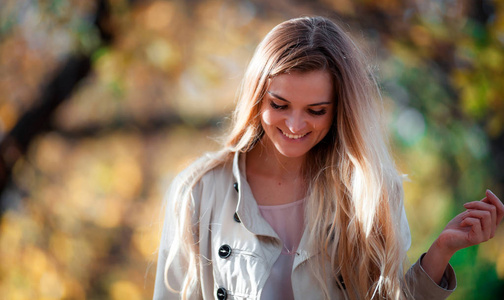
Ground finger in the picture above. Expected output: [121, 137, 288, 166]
[463, 210, 492, 241]
[485, 190, 504, 224]
[460, 217, 484, 244]
[464, 201, 497, 237]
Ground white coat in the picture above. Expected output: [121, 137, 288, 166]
[154, 152, 456, 299]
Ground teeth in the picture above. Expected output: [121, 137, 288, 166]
[281, 130, 307, 139]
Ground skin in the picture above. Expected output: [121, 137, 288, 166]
[246, 70, 333, 205]
[246, 69, 504, 286]
[422, 189, 504, 284]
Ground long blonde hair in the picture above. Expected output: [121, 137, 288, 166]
[165, 16, 409, 299]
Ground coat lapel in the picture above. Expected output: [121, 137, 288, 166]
[232, 151, 279, 238]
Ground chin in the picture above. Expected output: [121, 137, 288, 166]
[276, 147, 310, 158]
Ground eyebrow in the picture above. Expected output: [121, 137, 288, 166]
[267, 91, 332, 106]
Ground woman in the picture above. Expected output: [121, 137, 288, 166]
[154, 16, 504, 300]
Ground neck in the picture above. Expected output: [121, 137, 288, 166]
[247, 138, 305, 180]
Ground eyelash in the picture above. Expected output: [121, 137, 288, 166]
[269, 101, 327, 116]
[270, 101, 286, 110]
[309, 109, 327, 116]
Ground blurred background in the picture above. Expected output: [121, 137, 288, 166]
[0, 0, 503, 299]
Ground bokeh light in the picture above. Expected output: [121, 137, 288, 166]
[0, 0, 503, 299]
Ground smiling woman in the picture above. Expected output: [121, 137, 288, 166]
[259, 70, 334, 159]
[153, 16, 504, 300]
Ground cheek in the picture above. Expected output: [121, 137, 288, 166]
[261, 109, 277, 126]
[317, 115, 333, 133]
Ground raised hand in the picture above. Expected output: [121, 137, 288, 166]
[437, 190, 503, 254]
[421, 190, 504, 285]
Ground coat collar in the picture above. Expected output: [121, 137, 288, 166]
[231, 151, 316, 267]
[232, 151, 278, 238]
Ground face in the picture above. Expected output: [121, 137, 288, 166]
[260, 69, 334, 159]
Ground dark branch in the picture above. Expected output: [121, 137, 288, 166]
[0, 0, 112, 205]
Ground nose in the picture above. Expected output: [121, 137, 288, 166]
[285, 111, 306, 133]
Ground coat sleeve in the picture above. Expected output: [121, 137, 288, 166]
[405, 253, 456, 299]
[153, 174, 202, 300]
[400, 206, 457, 299]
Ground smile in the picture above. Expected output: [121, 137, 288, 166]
[280, 129, 309, 140]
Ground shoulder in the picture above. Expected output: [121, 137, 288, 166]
[170, 150, 234, 195]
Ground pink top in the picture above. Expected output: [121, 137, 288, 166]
[258, 199, 305, 300]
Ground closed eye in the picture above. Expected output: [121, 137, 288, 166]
[308, 108, 327, 116]
[270, 101, 287, 110]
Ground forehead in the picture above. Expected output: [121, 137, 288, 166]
[267, 70, 334, 104]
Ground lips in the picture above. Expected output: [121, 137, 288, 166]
[279, 128, 309, 140]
